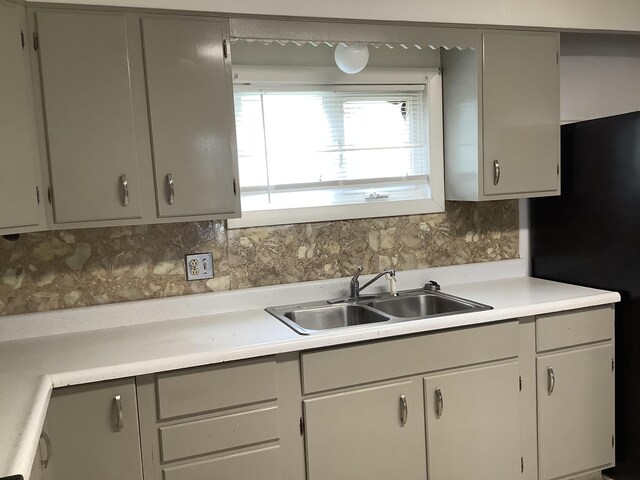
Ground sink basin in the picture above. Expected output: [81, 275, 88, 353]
[367, 293, 475, 318]
[266, 288, 492, 335]
[278, 304, 389, 334]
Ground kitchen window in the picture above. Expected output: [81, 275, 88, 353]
[228, 66, 444, 228]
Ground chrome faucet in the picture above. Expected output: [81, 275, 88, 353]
[349, 266, 398, 299]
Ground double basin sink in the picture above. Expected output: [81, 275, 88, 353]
[266, 288, 492, 335]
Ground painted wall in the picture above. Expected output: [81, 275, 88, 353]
[561, 33, 640, 123]
[36, 0, 640, 32]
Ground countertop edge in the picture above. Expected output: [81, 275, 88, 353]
[1, 375, 51, 480]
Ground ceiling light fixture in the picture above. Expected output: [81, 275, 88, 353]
[334, 42, 369, 74]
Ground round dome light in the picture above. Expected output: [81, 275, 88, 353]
[334, 42, 369, 74]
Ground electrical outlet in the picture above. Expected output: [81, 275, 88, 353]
[185, 252, 214, 281]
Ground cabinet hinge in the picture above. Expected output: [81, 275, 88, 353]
[233, 178, 237, 196]
[557, 164, 560, 175]
[299, 416, 305, 436]
[556, 51, 559, 64]
[612, 358, 615, 372]
[20, 30, 25, 49]
[519, 375, 522, 392]
[36, 186, 40, 205]
[612, 435, 615, 448]
[521, 457, 524, 473]
[223, 39, 228, 59]
[47, 185, 53, 205]
[33, 32, 39, 51]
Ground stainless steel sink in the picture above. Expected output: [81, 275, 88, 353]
[267, 288, 492, 335]
[366, 293, 475, 319]
[283, 304, 389, 333]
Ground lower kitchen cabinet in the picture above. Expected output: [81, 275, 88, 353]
[34, 378, 143, 480]
[27, 305, 616, 480]
[537, 344, 615, 480]
[536, 306, 616, 480]
[299, 320, 520, 480]
[424, 361, 521, 480]
[303, 380, 426, 480]
[136, 356, 303, 480]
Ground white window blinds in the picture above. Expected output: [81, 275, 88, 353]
[230, 67, 444, 228]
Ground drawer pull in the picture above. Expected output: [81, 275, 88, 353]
[400, 394, 408, 425]
[167, 174, 175, 205]
[547, 367, 555, 394]
[114, 394, 124, 429]
[435, 388, 444, 417]
[120, 175, 129, 206]
[39, 431, 52, 469]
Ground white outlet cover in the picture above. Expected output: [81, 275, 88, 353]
[185, 252, 214, 281]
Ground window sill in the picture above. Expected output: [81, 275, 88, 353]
[227, 198, 445, 229]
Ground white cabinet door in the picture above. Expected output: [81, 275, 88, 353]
[482, 31, 560, 197]
[43, 378, 144, 480]
[537, 344, 615, 480]
[303, 380, 427, 480]
[35, 10, 146, 224]
[141, 16, 239, 219]
[443, 30, 560, 201]
[424, 361, 521, 480]
[0, 0, 45, 233]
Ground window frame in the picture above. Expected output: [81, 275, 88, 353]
[228, 65, 445, 229]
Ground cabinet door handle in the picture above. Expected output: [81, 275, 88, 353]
[547, 367, 555, 394]
[399, 394, 408, 425]
[114, 394, 124, 429]
[39, 431, 52, 469]
[120, 175, 129, 206]
[493, 160, 501, 185]
[167, 174, 175, 205]
[435, 388, 444, 417]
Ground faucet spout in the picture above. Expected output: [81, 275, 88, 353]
[328, 267, 398, 304]
[358, 269, 396, 294]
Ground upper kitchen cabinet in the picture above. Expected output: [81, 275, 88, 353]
[33, 9, 153, 225]
[29, 8, 239, 229]
[443, 31, 560, 200]
[141, 16, 240, 218]
[0, 0, 46, 234]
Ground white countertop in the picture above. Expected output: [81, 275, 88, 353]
[0, 268, 621, 479]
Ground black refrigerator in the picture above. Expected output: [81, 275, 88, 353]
[530, 111, 640, 479]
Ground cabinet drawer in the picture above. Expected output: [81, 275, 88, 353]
[163, 446, 281, 480]
[156, 358, 276, 419]
[160, 407, 279, 462]
[536, 305, 614, 353]
[301, 321, 518, 394]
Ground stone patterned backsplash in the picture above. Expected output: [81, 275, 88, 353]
[0, 201, 519, 315]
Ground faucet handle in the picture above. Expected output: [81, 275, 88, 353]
[351, 266, 363, 283]
[424, 280, 441, 291]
